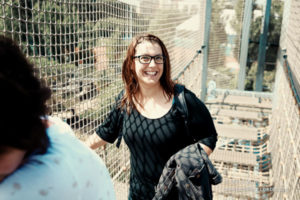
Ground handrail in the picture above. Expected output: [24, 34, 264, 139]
[283, 53, 300, 109]
[173, 49, 202, 81]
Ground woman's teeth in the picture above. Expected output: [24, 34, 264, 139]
[145, 71, 157, 76]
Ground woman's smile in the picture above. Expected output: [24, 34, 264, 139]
[134, 41, 164, 86]
[144, 70, 158, 76]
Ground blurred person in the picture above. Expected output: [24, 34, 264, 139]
[0, 35, 115, 200]
[85, 33, 218, 199]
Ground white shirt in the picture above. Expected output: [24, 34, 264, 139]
[0, 116, 115, 200]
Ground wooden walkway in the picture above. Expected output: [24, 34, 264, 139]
[208, 92, 273, 199]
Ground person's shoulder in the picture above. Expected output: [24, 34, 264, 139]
[178, 85, 206, 108]
[0, 155, 114, 199]
[0, 153, 67, 199]
[112, 89, 125, 110]
[174, 83, 194, 94]
[174, 84, 198, 99]
[0, 119, 114, 199]
[116, 89, 125, 99]
[47, 116, 74, 135]
[174, 83, 185, 95]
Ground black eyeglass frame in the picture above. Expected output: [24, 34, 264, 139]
[132, 55, 166, 64]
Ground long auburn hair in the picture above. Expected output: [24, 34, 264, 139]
[121, 33, 174, 113]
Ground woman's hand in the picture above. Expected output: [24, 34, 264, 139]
[84, 132, 107, 150]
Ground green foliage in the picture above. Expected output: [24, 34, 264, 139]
[0, 0, 141, 65]
[245, 0, 283, 91]
[230, 0, 283, 91]
[245, 61, 276, 91]
[29, 56, 77, 85]
[0, 0, 34, 54]
[91, 18, 131, 61]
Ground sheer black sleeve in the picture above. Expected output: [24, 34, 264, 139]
[95, 91, 124, 143]
[184, 88, 218, 150]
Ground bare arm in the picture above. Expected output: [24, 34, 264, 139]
[84, 132, 107, 150]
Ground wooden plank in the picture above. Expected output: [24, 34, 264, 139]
[215, 124, 258, 140]
[213, 178, 257, 198]
[210, 149, 257, 166]
[210, 108, 263, 121]
[223, 96, 272, 109]
[206, 95, 272, 109]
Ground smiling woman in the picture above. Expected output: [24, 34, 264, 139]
[86, 33, 218, 200]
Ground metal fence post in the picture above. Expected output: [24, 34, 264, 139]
[200, 0, 212, 101]
[238, 0, 253, 90]
[255, 0, 272, 91]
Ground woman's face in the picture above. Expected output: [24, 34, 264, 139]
[133, 41, 164, 87]
[0, 147, 26, 182]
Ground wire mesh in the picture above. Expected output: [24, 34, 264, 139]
[1, 0, 300, 199]
[285, 0, 300, 87]
[0, 0, 205, 199]
[270, 62, 300, 199]
[270, 0, 300, 195]
[206, 0, 245, 90]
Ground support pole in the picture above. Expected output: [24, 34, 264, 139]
[255, 0, 272, 91]
[200, 0, 212, 101]
[238, 0, 253, 90]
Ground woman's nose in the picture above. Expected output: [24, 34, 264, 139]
[149, 58, 156, 67]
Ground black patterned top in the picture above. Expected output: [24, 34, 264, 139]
[96, 87, 217, 200]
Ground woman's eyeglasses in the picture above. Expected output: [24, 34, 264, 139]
[133, 55, 165, 64]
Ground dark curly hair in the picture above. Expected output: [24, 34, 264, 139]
[0, 35, 51, 155]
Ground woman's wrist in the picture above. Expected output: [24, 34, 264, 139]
[199, 143, 213, 156]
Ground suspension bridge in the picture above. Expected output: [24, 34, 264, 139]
[1, 0, 299, 199]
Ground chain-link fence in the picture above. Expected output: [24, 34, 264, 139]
[205, 0, 245, 90]
[1, 0, 299, 199]
[0, 0, 205, 199]
[270, 0, 300, 199]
